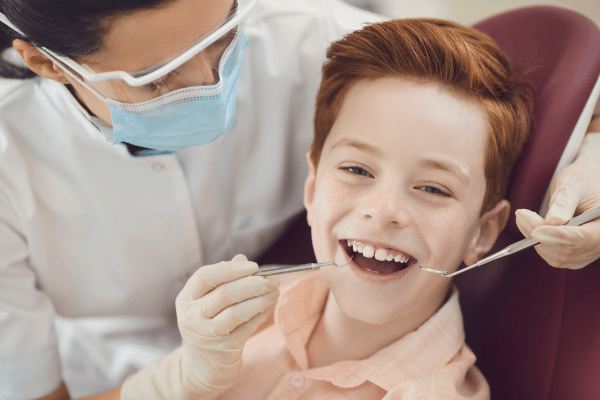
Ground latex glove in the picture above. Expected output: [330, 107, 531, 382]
[515, 132, 600, 269]
[120, 255, 280, 399]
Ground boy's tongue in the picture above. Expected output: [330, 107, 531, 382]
[354, 253, 407, 275]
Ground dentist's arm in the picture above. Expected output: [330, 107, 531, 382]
[516, 112, 600, 269]
[36, 255, 279, 400]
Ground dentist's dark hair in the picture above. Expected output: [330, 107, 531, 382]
[0, 0, 173, 79]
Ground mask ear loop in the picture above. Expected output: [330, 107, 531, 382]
[36, 46, 111, 104]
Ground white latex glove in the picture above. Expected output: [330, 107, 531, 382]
[120, 254, 280, 399]
[515, 131, 600, 269]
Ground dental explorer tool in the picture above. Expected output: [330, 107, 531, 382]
[255, 256, 353, 276]
[420, 206, 600, 277]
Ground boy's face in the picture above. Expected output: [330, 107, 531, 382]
[304, 78, 509, 325]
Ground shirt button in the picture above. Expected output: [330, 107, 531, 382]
[151, 162, 165, 171]
[291, 375, 304, 388]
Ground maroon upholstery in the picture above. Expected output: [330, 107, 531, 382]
[474, 6, 600, 235]
[259, 6, 600, 399]
[458, 7, 600, 399]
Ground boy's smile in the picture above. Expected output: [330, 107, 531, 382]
[340, 238, 417, 284]
[304, 77, 505, 326]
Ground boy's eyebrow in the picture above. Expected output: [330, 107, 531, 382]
[418, 159, 471, 184]
[330, 138, 384, 158]
[330, 138, 470, 184]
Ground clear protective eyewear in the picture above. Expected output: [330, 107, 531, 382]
[0, 0, 257, 102]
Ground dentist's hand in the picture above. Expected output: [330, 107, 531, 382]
[120, 255, 280, 400]
[515, 132, 600, 269]
[176, 254, 280, 396]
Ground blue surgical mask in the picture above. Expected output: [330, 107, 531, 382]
[62, 32, 248, 153]
[107, 34, 249, 151]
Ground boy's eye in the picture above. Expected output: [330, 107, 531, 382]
[418, 185, 451, 197]
[341, 166, 372, 177]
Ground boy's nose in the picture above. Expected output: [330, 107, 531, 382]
[360, 186, 410, 228]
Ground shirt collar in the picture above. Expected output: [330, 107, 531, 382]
[274, 272, 465, 392]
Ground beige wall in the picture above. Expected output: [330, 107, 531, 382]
[345, 0, 600, 25]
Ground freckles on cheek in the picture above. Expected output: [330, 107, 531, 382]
[421, 210, 468, 255]
[318, 176, 355, 207]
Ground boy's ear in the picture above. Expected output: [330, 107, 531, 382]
[12, 39, 68, 82]
[463, 200, 511, 266]
[303, 152, 317, 227]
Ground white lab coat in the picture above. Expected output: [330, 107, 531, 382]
[0, 1, 382, 398]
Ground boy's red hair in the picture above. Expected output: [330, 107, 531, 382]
[311, 19, 532, 213]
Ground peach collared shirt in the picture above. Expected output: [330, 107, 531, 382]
[219, 272, 490, 399]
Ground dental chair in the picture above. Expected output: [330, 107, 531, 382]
[259, 6, 600, 399]
[461, 6, 600, 399]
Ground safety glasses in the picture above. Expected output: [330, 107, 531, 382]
[0, 0, 256, 88]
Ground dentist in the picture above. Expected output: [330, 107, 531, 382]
[0, 0, 381, 398]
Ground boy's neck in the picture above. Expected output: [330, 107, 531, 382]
[307, 288, 449, 369]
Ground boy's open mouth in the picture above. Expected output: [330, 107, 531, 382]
[340, 239, 417, 276]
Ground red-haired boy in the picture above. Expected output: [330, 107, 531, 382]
[124, 19, 531, 400]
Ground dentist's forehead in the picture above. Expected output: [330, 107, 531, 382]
[85, 0, 235, 73]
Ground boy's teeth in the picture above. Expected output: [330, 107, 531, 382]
[374, 248, 387, 261]
[346, 240, 412, 264]
[362, 245, 375, 258]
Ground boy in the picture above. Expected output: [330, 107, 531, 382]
[122, 18, 531, 400]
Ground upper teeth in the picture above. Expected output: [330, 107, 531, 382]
[346, 240, 410, 263]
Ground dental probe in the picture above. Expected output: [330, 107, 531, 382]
[420, 206, 600, 277]
[255, 256, 353, 276]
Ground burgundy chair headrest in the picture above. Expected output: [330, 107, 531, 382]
[474, 6, 600, 236]
[454, 8, 600, 399]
